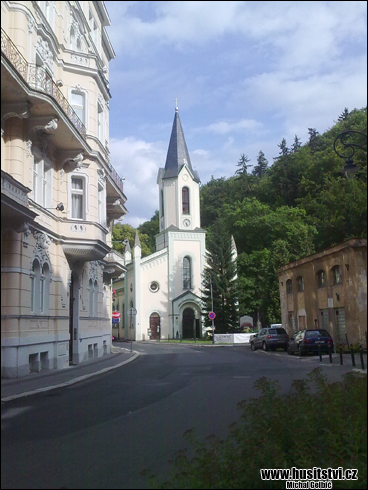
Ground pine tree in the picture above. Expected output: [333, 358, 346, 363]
[235, 154, 251, 177]
[308, 128, 320, 154]
[274, 138, 289, 160]
[201, 220, 238, 334]
[338, 108, 350, 122]
[253, 150, 268, 178]
[291, 135, 302, 153]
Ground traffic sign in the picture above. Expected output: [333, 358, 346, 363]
[129, 307, 137, 316]
[208, 311, 216, 320]
[112, 318, 120, 324]
[112, 311, 121, 319]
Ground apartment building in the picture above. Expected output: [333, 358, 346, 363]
[1, 1, 127, 377]
[278, 238, 367, 348]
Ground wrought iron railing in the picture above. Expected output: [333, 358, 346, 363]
[2, 28, 125, 197]
[1, 28, 87, 139]
[109, 165, 125, 195]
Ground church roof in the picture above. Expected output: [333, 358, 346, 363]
[163, 107, 200, 183]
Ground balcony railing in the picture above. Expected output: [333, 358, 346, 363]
[1, 28, 87, 140]
[109, 165, 125, 195]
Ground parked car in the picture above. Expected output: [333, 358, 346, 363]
[250, 327, 289, 351]
[287, 329, 334, 356]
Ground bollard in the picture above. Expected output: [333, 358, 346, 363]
[350, 344, 356, 367]
[339, 344, 343, 365]
[359, 345, 365, 370]
[180, 334, 182, 343]
[328, 343, 333, 363]
[318, 343, 322, 362]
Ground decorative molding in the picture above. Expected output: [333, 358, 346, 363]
[1, 101, 31, 136]
[71, 224, 86, 233]
[89, 261, 99, 283]
[31, 231, 53, 278]
[36, 36, 54, 72]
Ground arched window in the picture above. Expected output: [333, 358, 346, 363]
[286, 279, 292, 294]
[182, 187, 190, 215]
[332, 265, 342, 285]
[31, 259, 49, 314]
[317, 270, 326, 288]
[297, 276, 304, 292]
[183, 256, 191, 289]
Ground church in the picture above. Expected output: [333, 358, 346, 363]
[121, 107, 207, 341]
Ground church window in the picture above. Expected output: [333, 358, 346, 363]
[182, 187, 190, 215]
[183, 256, 192, 289]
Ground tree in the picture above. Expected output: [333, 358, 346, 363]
[137, 210, 159, 254]
[112, 222, 151, 257]
[291, 135, 302, 153]
[308, 127, 320, 154]
[274, 138, 289, 160]
[253, 150, 268, 178]
[338, 107, 350, 122]
[235, 153, 251, 177]
[201, 220, 238, 334]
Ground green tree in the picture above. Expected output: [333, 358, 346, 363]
[235, 153, 251, 177]
[291, 135, 302, 153]
[201, 220, 238, 333]
[252, 150, 268, 178]
[112, 222, 151, 257]
[137, 210, 159, 254]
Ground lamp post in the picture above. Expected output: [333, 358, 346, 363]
[333, 131, 367, 179]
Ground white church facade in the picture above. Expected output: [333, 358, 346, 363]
[122, 108, 207, 341]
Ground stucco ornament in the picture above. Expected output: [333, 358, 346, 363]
[31, 232, 53, 279]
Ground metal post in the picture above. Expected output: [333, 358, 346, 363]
[318, 344, 322, 362]
[210, 276, 215, 345]
[350, 344, 355, 367]
[130, 312, 133, 352]
[359, 345, 365, 370]
[328, 343, 333, 363]
[339, 344, 343, 365]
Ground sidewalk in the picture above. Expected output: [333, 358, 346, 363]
[1, 344, 139, 402]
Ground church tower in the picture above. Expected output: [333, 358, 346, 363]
[122, 106, 206, 341]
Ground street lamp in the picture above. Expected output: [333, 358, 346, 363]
[333, 131, 367, 179]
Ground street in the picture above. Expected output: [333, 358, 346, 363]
[1, 343, 361, 489]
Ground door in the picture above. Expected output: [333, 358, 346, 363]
[149, 313, 160, 340]
[335, 308, 346, 344]
[182, 308, 195, 339]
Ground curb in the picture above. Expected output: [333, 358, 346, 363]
[1, 352, 140, 403]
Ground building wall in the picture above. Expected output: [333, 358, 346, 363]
[1, 1, 126, 378]
[278, 238, 367, 347]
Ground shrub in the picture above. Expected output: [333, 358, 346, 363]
[143, 369, 367, 489]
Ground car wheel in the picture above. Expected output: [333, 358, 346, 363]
[262, 342, 268, 351]
[298, 345, 305, 356]
[251, 342, 256, 351]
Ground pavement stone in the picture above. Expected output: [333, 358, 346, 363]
[1, 344, 139, 402]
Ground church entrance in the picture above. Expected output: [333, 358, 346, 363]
[149, 313, 160, 340]
[182, 308, 200, 339]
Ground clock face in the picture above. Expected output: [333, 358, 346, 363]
[183, 219, 191, 227]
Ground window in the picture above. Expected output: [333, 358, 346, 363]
[332, 265, 342, 285]
[31, 259, 49, 314]
[88, 9, 99, 48]
[183, 256, 192, 289]
[97, 102, 104, 143]
[89, 279, 93, 316]
[33, 152, 53, 208]
[297, 276, 304, 292]
[71, 176, 85, 219]
[161, 190, 164, 217]
[182, 187, 190, 215]
[317, 270, 326, 288]
[38, 1, 54, 27]
[149, 281, 159, 293]
[286, 279, 292, 294]
[70, 90, 85, 125]
[93, 280, 98, 317]
[98, 182, 106, 227]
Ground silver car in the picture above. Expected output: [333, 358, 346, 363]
[250, 327, 289, 351]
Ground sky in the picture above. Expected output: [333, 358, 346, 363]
[104, 1, 367, 228]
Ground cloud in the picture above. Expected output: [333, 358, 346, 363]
[199, 119, 263, 135]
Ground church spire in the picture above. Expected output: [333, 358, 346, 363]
[163, 108, 200, 183]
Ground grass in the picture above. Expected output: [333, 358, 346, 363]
[142, 368, 367, 489]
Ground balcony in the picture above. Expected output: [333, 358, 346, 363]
[1, 28, 87, 141]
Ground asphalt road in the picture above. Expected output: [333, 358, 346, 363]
[1, 343, 359, 489]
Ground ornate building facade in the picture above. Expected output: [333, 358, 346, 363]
[1, 1, 126, 377]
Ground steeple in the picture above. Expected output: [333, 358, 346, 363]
[163, 107, 200, 182]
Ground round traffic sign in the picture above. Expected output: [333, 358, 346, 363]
[208, 311, 216, 320]
[129, 307, 137, 316]
[112, 311, 121, 319]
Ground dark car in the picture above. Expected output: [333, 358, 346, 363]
[287, 329, 334, 356]
[250, 327, 289, 351]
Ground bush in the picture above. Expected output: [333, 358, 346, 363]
[143, 369, 367, 489]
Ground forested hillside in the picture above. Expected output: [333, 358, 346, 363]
[113, 107, 367, 327]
